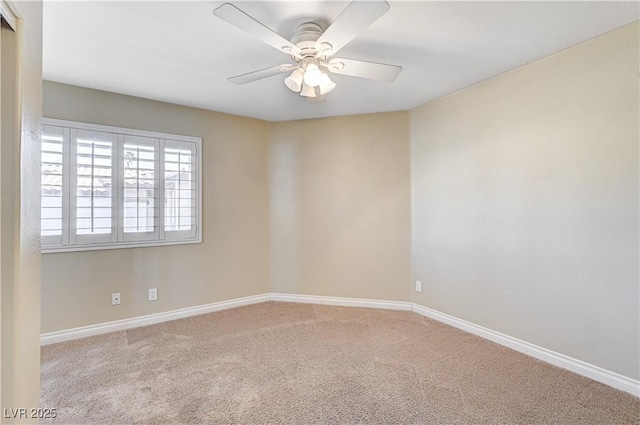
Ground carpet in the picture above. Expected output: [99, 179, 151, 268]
[41, 301, 639, 424]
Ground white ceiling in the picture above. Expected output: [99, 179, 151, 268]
[43, 1, 639, 122]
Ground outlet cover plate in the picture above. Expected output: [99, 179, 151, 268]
[112, 292, 121, 305]
[148, 288, 158, 301]
[415, 281, 422, 293]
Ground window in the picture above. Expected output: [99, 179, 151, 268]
[41, 119, 201, 253]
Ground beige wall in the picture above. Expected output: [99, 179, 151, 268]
[41, 82, 270, 333]
[269, 113, 411, 301]
[410, 23, 639, 379]
[1, 1, 42, 422]
[41, 87, 412, 330]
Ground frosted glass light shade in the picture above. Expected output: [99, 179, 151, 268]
[303, 64, 322, 87]
[299, 82, 316, 98]
[284, 68, 304, 92]
[319, 73, 336, 95]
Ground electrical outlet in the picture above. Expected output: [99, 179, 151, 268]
[148, 288, 158, 301]
[415, 281, 422, 293]
[112, 292, 121, 305]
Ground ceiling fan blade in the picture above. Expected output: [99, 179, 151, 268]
[326, 58, 402, 82]
[228, 64, 296, 85]
[213, 3, 300, 57]
[315, 0, 390, 56]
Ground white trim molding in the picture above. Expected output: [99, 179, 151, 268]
[41, 293, 410, 346]
[270, 293, 412, 311]
[411, 303, 639, 397]
[0, 1, 17, 31]
[40, 294, 270, 345]
[41, 293, 639, 397]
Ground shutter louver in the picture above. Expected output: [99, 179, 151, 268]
[73, 130, 115, 244]
[122, 135, 159, 242]
[164, 142, 196, 238]
[41, 125, 66, 246]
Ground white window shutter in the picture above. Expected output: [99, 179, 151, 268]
[40, 118, 201, 252]
[121, 135, 160, 242]
[72, 129, 116, 245]
[164, 139, 198, 240]
[41, 125, 67, 247]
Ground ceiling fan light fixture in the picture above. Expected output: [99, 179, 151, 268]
[284, 68, 304, 92]
[214, 1, 402, 102]
[299, 82, 317, 98]
[319, 73, 336, 95]
[303, 63, 323, 87]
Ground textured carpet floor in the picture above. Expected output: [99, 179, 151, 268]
[41, 302, 639, 424]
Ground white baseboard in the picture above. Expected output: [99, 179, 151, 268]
[40, 293, 639, 397]
[40, 293, 408, 346]
[40, 293, 270, 345]
[270, 293, 412, 311]
[411, 304, 640, 397]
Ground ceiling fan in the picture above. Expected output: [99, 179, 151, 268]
[212, 0, 402, 103]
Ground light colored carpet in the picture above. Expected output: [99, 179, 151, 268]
[41, 302, 639, 424]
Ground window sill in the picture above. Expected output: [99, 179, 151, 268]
[41, 237, 202, 254]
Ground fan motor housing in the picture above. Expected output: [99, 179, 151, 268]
[291, 22, 323, 58]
